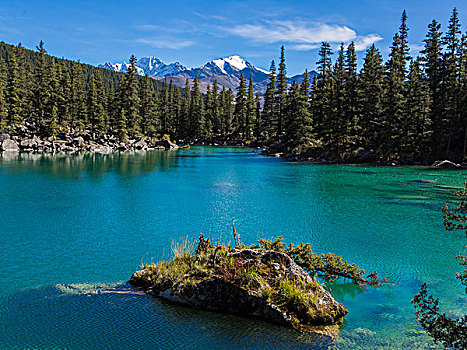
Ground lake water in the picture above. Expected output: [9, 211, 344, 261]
[0, 147, 465, 349]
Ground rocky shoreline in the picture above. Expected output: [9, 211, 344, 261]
[0, 122, 181, 154]
[190, 137, 467, 169]
[1, 122, 465, 169]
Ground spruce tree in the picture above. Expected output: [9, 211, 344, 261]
[421, 19, 443, 150]
[123, 55, 140, 136]
[190, 76, 204, 137]
[33, 41, 48, 125]
[314, 41, 333, 141]
[118, 108, 128, 141]
[333, 44, 347, 157]
[179, 79, 191, 139]
[211, 80, 220, 136]
[404, 59, 431, 159]
[276, 45, 287, 135]
[286, 71, 313, 149]
[246, 74, 256, 138]
[357, 44, 385, 151]
[6, 49, 23, 124]
[344, 42, 359, 146]
[441, 7, 462, 157]
[263, 60, 277, 135]
[70, 62, 86, 130]
[254, 92, 262, 138]
[139, 75, 159, 137]
[383, 10, 411, 158]
[0, 76, 6, 131]
[234, 73, 247, 138]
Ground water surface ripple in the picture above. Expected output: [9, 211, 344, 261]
[0, 148, 465, 349]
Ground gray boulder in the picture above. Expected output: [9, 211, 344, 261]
[159, 139, 179, 150]
[433, 160, 460, 169]
[133, 138, 148, 150]
[353, 147, 373, 163]
[1, 139, 19, 152]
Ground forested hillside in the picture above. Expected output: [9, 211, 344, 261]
[1, 8, 467, 163]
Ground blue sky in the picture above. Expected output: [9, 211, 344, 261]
[1, 0, 467, 75]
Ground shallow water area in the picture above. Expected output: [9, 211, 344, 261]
[0, 147, 465, 349]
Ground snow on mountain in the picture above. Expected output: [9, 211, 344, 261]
[99, 55, 316, 94]
[98, 56, 187, 77]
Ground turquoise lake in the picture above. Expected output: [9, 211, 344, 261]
[0, 147, 465, 349]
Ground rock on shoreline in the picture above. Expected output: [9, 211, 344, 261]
[0, 131, 179, 154]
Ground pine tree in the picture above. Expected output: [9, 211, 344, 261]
[49, 104, 59, 138]
[234, 73, 247, 138]
[263, 60, 277, 134]
[441, 7, 462, 157]
[404, 59, 431, 159]
[314, 41, 333, 141]
[246, 74, 256, 138]
[357, 44, 385, 152]
[118, 108, 128, 141]
[87, 73, 99, 134]
[421, 19, 443, 151]
[0, 74, 6, 131]
[333, 44, 347, 157]
[286, 71, 313, 149]
[56, 61, 72, 125]
[254, 92, 262, 139]
[190, 76, 204, 137]
[179, 79, 191, 139]
[205, 84, 213, 137]
[122, 55, 140, 136]
[221, 87, 234, 136]
[140, 75, 159, 136]
[70, 62, 86, 130]
[276, 45, 287, 135]
[6, 49, 23, 124]
[344, 42, 359, 147]
[33, 41, 49, 125]
[211, 80, 220, 136]
[383, 10, 411, 158]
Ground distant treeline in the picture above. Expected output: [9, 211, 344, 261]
[1, 8, 467, 162]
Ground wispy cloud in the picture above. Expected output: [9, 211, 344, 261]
[136, 38, 195, 49]
[354, 34, 383, 51]
[225, 20, 381, 51]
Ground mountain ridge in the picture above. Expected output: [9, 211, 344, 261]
[99, 55, 317, 94]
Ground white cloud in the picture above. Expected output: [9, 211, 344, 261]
[136, 38, 195, 49]
[225, 20, 381, 52]
[354, 34, 383, 51]
[290, 43, 321, 51]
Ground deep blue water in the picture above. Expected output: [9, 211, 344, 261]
[0, 147, 465, 349]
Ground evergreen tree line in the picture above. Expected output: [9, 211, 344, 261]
[0, 40, 180, 139]
[1, 8, 467, 162]
[258, 8, 467, 162]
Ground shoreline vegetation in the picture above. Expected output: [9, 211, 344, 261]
[129, 234, 380, 328]
[1, 9, 467, 167]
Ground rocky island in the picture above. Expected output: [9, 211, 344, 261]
[130, 234, 379, 328]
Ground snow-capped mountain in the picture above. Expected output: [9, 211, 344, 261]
[98, 56, 187, 77]
[99, 55, 316, 94]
